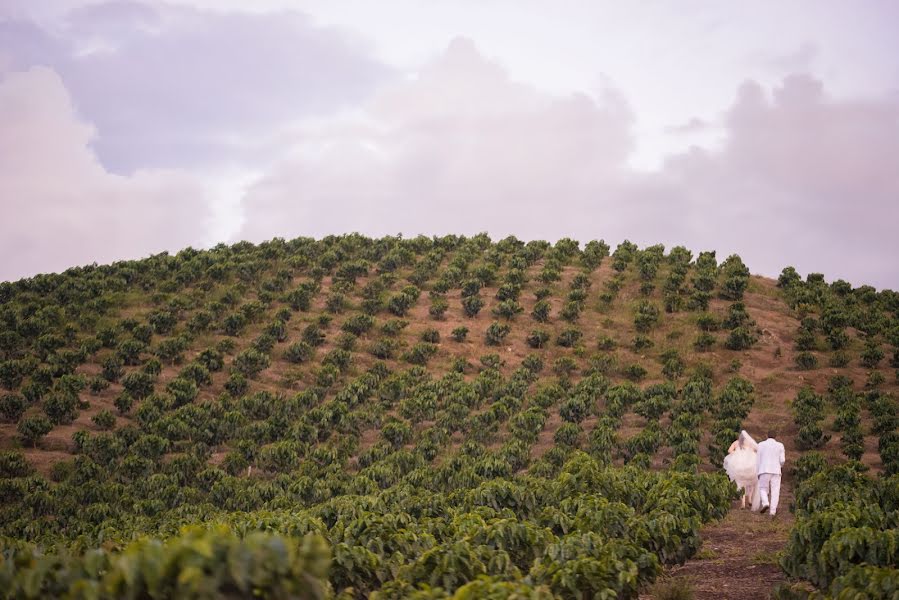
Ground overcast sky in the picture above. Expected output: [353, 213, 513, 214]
[2, 1, 898, 288]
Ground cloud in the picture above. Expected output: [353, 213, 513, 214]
[238, 39, 899, 288]
[0, 1, 391, 172]
[649, 74, 899, 287]
[665, 117, 712, 135]
[0, 66, 213, 281]
[239, 37, 636, 242]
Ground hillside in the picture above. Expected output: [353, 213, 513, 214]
[1, 234, 897, 599]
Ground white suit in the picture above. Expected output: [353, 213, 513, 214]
[756, 438, 785, 515]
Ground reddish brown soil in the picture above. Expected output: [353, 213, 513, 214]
[645, 486, 795, 599]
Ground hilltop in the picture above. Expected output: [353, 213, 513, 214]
[0, 234, 896, 599]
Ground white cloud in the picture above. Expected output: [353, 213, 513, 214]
[0, 67, 213, 281]
[0, 1, 391, 173]
[239, 37, 635, 243]
[238, 40, 899, 289]
[644, 75, 899, 287]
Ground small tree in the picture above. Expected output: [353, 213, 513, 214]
[526, 329, 551, 349]
[18, 414, 52, 447]
[531, 300, 551, 323]
[284, 342, 314, 364]
[493, 300, 524, 320]
[861, 341, 885, 369]
[485, 322, 511, 346]
[232, 348, 271, 379]
[462, 296, 485, 318]
[114, 392, 134, 415]
[556, 328, 583, 348]
[794, 351, 819, 371]
[43, 392, 78, 425]
[633, 301, 660, 332]
[725, 327, 758, 351]
[552, 357, 578, 377]
[166, 377, 199, 407]
[122, 371, 156, 399]
[91, 409, 116, 431]
[624, 364, 648, 381]
[451, 327, 469, 342]
[0, 393, 26, 423]
[341, 314, 375, 336]
[420, 328, 440, 343]
[560, 301, 582, 323]
[694, 332, 716, 352]
[429, 297, 450, 320]
[101, 355, 125, 382]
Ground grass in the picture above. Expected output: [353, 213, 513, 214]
[752, 550, 783, 566]
[649, 576, 695, 600]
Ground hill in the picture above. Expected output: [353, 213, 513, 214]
[0, 234, 897, 599]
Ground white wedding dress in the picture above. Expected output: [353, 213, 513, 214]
[723, 430, 761, 510]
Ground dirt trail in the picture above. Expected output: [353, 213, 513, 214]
[645, 487, 794, 600]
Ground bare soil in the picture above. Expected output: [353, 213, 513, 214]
[645, 486, 795, 600]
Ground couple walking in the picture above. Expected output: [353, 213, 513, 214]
[723, 430, 786, 515]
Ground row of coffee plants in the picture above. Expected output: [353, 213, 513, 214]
[778, 267, 899, 378]
[775, 459, 899, 598]
[828, 377, 865, 462]
[1, 454, 737, 599]
[707, 377, 755, 465]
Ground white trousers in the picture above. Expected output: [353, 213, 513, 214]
[758, 473, 781, 515]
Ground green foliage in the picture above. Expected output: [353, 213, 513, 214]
[232, 348, 271, 378]
[781, 465, 899, 595]
[17, 414, 52, 446]
[403, 343, 439, 366]
[121, 370, 156, 400]
[719, 254, 749, 300]
[0, 451, 32, 478]
[485, 323, 511, 346]
[526, 330, 550, 349]
[531, 300, 551, 323]
[420, 328, 440, 344]
[4, 234, 892, 600]
[0, 393, 26, 423]
[91, 409, 116, 431]
[285, 341, 315, 364]
[493, 300, 524, 320]
[861, 340, 885, 369]
[794, 351, 819, 371]
[113, 392, 134, 415]
[43, 391, 79, 425]
[0, 526, 331, 600]
[556, 328, 582, 348]
[634, 301, 660, 332]
[429, 296, 449, 320]
[724, 327, 758, 351]
[461, 296, 485, 318]
[451, 327, 469, 342]
[166, 376, 199, 407]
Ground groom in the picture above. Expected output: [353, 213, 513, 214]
[757, 430, 786, 515]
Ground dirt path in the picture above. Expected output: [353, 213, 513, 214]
[644, 489, 794, 599]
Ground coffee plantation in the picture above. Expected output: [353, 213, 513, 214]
[1, 234, 897, 598]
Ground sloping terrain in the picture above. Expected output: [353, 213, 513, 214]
[0, 235, 896, 598]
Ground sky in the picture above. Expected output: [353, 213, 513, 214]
[1, 1, 898, 288]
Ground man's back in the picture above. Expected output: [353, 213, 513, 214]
[757, 438, 785, 475]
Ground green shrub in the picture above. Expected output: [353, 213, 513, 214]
[18, 414, 52, 447]
[91, 409, 116, 430]
[485, 322, 511, 346]
[794, 352, 819, 371]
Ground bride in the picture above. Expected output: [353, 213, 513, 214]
[723, 430, 760, 510]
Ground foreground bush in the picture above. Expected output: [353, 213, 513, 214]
[0, 526, 331, 600]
